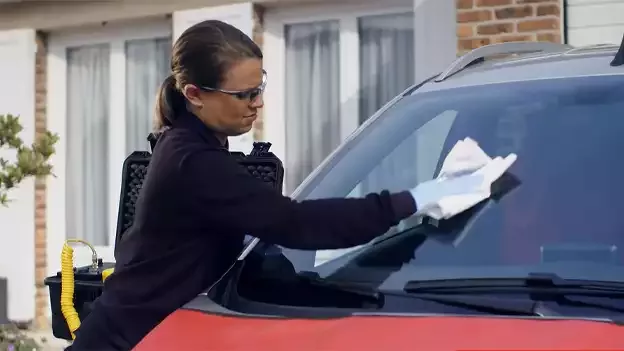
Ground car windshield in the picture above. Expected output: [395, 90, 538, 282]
[278, 74, 624, 288]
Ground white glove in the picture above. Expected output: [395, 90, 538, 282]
[409, 153, 517, 220]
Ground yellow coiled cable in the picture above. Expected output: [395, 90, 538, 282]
[60, 239, 98, 340]
[101, 267, 114, 281]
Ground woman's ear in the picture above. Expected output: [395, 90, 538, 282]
[182, 84, 203, 109]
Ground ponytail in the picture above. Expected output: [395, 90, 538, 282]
[154, 74, 186, 131]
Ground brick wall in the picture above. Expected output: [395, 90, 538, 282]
[252, 3, 265, 141]
[456, 0, 562, 53]
[33, 31, 49, 330]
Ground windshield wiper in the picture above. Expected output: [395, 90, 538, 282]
[298, 272, 541, 315]
[404, 272, 624, 316]
[299, 272, 624, 317]
[299, 272, 544, 316]
[404, 272, 624, 294]
[403, 293, 544, 316]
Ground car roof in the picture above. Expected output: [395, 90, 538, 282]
[417, 43, 623, 94]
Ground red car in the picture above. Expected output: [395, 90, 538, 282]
[135, 39, 624, 350]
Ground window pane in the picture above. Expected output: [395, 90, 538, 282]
[359, 12, 415, 124]
[314, 12, 415, 265]
[125, 37, 172, 153]
[284, 21, 340, 193]
[358, 12, 415, 194]
[66, 44, 110, 246]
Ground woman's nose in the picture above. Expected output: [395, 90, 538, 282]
[250, 93, 264, 108]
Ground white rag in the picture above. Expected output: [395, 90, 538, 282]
[419, 137, 517, 220]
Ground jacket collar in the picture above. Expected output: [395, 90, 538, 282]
[173, 111, 229, 150]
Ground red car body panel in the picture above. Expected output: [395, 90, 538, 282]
[134, 309, 624, 351]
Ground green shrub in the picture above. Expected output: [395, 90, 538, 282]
[0, 324, 44, 351]
[0, 113, 58, 205]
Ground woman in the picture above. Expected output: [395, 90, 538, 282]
[68, 20, 506, 350]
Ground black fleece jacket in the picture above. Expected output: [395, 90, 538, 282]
[68, 111, 417, 351]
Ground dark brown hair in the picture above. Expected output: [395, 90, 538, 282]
[154, 20, 263, 130]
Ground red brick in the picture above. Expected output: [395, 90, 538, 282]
[477, 22, 514, 35]
[457, 0, 474, 9]
[492, 35, 534, 43]
[537, 32, 562, 43]
[457, 9, 492, 23]
[476, 0, 512, 6]
[457, 24, 474, 38]
[537, 4, 560, 16]
[35, 254, 46, 267]
[34, 30, 49, 330]
[517, 0, 557, 3]
[458, 37, 491, 51]
[495, 5, 533, 19]
[517, 18, 560, 32]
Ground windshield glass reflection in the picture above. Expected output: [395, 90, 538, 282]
[282, 74, 624, 286]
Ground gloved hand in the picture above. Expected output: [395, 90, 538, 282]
[409, 153, 517, 220]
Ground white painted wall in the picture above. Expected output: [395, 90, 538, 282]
[567, 0, 624, 46]
[46, 18, 173, 281]
[172, 2, 255, 153]
[0, 28, 36, 321]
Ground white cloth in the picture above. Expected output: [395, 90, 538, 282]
[410, 137, 517, 220]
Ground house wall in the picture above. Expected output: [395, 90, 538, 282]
[456, 0, 563, 53]
[0, 29, 36, 324]
[566, 0, 624, 46]
[8, 0, 564, 328]
[29, 3, 267, 327]
[0, 0, 323, 31]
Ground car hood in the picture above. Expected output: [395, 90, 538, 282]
[133, 310, 624, 350]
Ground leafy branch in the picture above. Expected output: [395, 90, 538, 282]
[0, 113, 58, 206]
[0, 323, 43, 351]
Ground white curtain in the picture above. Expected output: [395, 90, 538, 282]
[125, 38, 171, 153]
[312, 13, 416, 266]
[66, 44, 110, 246]
[358, 12, 417, 194]
[284, 21, 341, 193]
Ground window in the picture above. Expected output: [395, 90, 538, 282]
[47, 19, 172, 267]
[282, 75, 624, 284]
[264, 3, 416, 193]
[65, 44, 111, 246]
[125, 37, 172, 153]
[284, 20, 341, 192]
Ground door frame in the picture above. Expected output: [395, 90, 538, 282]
[46, 17, 172, 276]
[262, 0, 414, 193]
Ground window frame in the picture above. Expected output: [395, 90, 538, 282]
[46, 17, 172, 276]
[262, 0, 414, 193]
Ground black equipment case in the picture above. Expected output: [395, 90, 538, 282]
[44, 133, 284, 340]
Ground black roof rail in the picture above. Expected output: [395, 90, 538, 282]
[610, 33, 624, 67]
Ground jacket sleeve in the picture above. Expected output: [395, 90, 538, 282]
[182, 149, 417, 250]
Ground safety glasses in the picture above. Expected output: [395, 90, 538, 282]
[199, 69, 267, 101]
